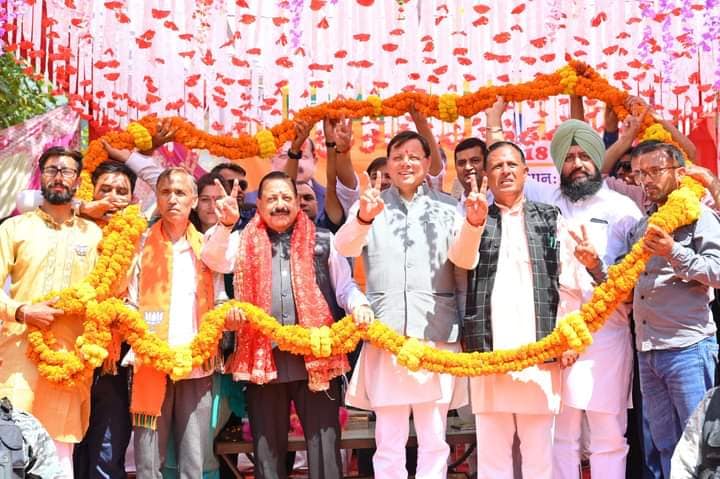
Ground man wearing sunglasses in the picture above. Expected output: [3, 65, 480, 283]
[0, 147, 104, 478]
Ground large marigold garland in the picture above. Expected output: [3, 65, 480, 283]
[24, 61, 707, 386]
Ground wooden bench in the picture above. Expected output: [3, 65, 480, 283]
[215, 416, 476, 478]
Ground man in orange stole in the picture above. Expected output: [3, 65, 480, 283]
[125, 167, 226, 478]
[203, 171, 373, 479]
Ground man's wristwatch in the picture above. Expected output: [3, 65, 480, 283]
[287, 148, 302, 160]
[325, 141, 336, 148]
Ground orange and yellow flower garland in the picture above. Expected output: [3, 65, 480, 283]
[23, 60, 706, 386]
[25, 205, 146, 386]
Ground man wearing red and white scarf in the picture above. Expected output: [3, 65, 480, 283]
[202, 170, 372, 479]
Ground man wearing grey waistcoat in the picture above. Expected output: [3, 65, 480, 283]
[336, 130, 486, 479]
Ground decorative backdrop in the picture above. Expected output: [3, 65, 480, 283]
[2, 0, 718, 138]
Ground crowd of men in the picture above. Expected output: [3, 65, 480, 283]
[1, 95, 720, 479]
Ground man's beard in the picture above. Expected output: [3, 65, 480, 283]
[560, 168, 603, 202]
[41, 183, 76, 205]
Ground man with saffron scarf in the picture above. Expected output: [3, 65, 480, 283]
[449, 141, 585, 479]
[202, 171, 372, 479]
[126, 167, 228, 478]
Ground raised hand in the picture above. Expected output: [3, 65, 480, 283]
[323, 117, 338, 143]
[149, 118, 178, 151]
[465, 174, 488, 227]
[334, 117, 352, 154]
[408, 102, 427, 126]
[570, 225, 601, 270]
[485, 95, 507, 124]
[290, 119, 312, 153]
[101, 139, 132, 163]
[621, 101, 649, 139]
[214, 178, 241, 227]
[358, 171, 385, 223]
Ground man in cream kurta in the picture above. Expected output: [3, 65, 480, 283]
[0, 147, 103, 477]
[449, 141, 586, 479]
[335, 131, 486, 479]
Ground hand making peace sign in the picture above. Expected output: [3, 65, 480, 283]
[357, 171, 385, 224]
[214, 178, 241, 227]
[465, 174, 489, 227]
[570, 224, 601, 270]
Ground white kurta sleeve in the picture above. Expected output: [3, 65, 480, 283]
[334, 202, 371, 258]
[328, 233, 369, 313]
[336, 174, 360, 216]
[126, 152, 164, 190]
[448, 211, 485, 270]
[201, 224, 240, 274]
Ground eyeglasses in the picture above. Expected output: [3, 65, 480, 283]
[42, 166, 78, 179]
[389, 154, 423, 164]
[632, 166, 678, 181]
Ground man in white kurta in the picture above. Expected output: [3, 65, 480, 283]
[335, 131, 483, 479]
[449, 141, 586, 479]
[539, 120, 643, 479]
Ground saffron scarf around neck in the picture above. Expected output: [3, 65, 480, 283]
[131, 220, 215, 429]
[228, 211, 349, 391]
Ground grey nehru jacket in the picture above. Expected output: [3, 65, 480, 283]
[359, 184, 466, 342]
[626, 204, 720, 352]
[268, 228, 307, 382]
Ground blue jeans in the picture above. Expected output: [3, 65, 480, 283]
[638, 336, 718, 477]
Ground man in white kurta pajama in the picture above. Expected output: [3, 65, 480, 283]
[335, 131, 482, 479]
[541, 120, 643, 479]
[449, 141, 587, 479]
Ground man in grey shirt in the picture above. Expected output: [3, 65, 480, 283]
[623, 140, 720, 477]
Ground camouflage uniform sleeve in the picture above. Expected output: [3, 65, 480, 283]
[11, 410, 64, 479]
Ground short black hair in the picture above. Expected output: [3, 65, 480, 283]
[454, 137, 488, 163]
[630, 140, 685, 166]
[210, 162, 247, 177]
[386, 131, 431, 158]
[366, 157, 387, 175]
[38, 146, 83, 172]
[92, 160, 137, 193]
[485, 141, 526, 169]
[197, 172, 230, 196]
[257, 171, 297, 199]
[609, 146, 634, 178]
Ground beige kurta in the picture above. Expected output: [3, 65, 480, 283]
[0, 208, 102, 442]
